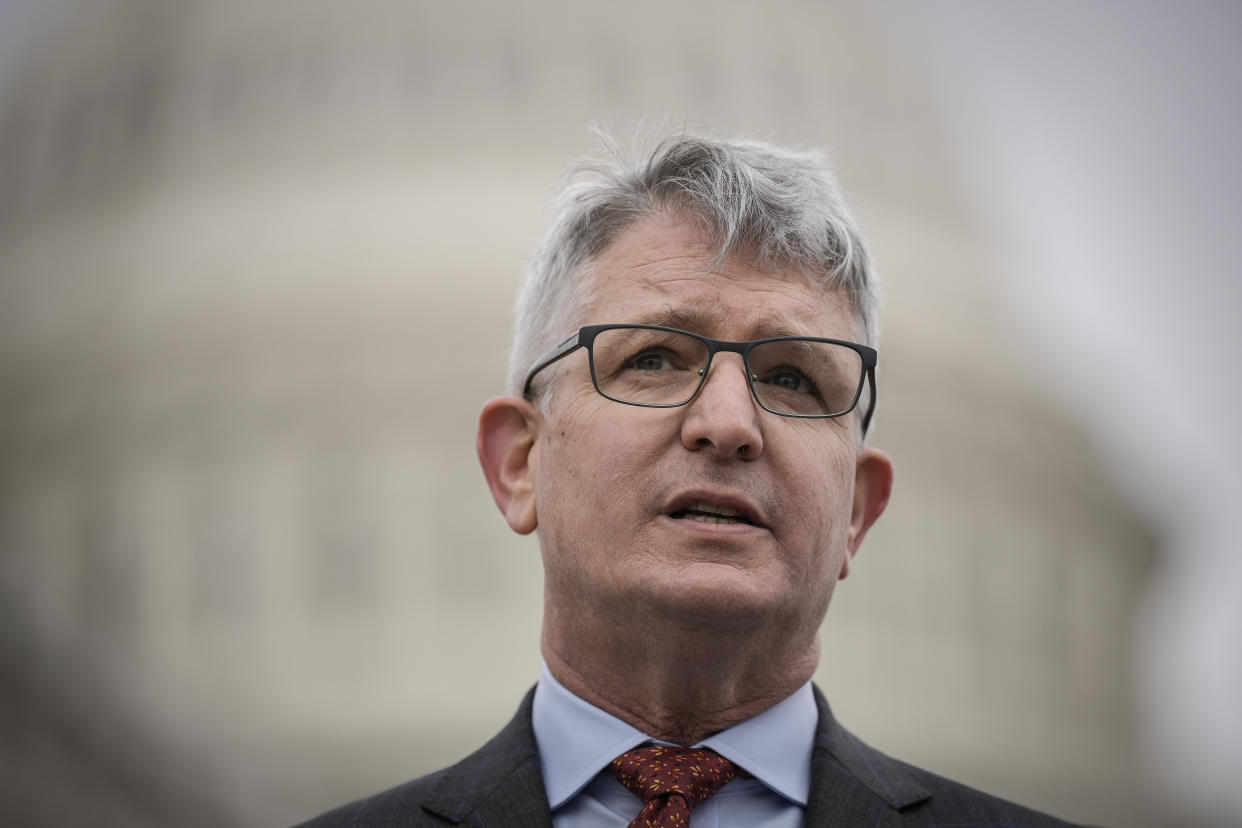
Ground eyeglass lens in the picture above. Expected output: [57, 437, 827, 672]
[588, 327, 863, 416]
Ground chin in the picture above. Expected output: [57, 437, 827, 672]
[641, 563, 793, 631]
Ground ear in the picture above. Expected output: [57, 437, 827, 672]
[477, 396, 540, 535]
[840, 446, 893, 579]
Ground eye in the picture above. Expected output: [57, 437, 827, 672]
[759, 368, 817, 394]
[628, 349, 676, 371]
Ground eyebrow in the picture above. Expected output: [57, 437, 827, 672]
[629, 306, 812, 340]
[631, 306, 712, 330]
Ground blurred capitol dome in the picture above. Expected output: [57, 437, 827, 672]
[0, 1, 1153, 825]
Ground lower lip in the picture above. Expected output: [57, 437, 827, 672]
[658, 514, 766, 537]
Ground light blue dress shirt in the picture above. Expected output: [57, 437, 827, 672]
[532, 663, 815, 827]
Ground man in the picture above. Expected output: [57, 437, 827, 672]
[298, 132, 1082, 827]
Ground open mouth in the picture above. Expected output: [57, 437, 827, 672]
[669, 501, 755, 526]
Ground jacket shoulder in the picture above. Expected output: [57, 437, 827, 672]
[292, 767, 453, 827]
[895, 759, 1086, 827]
[809, 685, 1085, 827]
[291, 689, 550, 827]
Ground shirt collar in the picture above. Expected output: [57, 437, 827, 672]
[532, 662, 817, 809]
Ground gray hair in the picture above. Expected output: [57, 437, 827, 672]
[508, 130, 879, 401]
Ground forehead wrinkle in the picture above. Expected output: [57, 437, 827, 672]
[583, 216, 859, 339]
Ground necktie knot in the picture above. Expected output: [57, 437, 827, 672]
[609, 745, 739, 826]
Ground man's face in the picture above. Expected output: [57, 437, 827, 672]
[529, 213, 881, 647]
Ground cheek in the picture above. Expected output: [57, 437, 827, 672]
[788, 425, 855, 490]
[781, 435, 857, 549]
[553, 399, 672, 477]
[537, 404, 651, 533]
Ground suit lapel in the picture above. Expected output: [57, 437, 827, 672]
[420, 684, 932, 827]
[421, 688, 553, 827]
[805, 685, 931, 827]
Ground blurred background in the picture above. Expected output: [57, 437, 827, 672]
[1, 1, 1238, 826]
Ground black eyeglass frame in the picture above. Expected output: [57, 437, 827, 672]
[522, 323, 878, 432]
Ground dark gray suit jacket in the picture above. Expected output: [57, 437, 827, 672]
[295, 686, 1083, 827]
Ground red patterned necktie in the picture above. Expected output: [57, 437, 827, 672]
[608, 744, 739, 827]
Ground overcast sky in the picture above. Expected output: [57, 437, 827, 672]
[881, 2, 1242, 821]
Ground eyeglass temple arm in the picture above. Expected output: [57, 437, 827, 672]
[522, 331, 584, 397]
[861, 366, 877, 435]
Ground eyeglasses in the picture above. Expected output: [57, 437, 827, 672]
[522, 324, 877, 431]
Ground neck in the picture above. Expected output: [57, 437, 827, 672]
[541, 606, 818, 745]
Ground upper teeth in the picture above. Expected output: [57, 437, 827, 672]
[682, 501, 745, 523]
[690, 501, 739, 517]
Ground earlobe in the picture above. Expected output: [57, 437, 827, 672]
[477, 396, 540, 535]
[841, 446, 894, 579]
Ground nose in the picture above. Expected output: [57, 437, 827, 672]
[680, 353, 764, 459]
